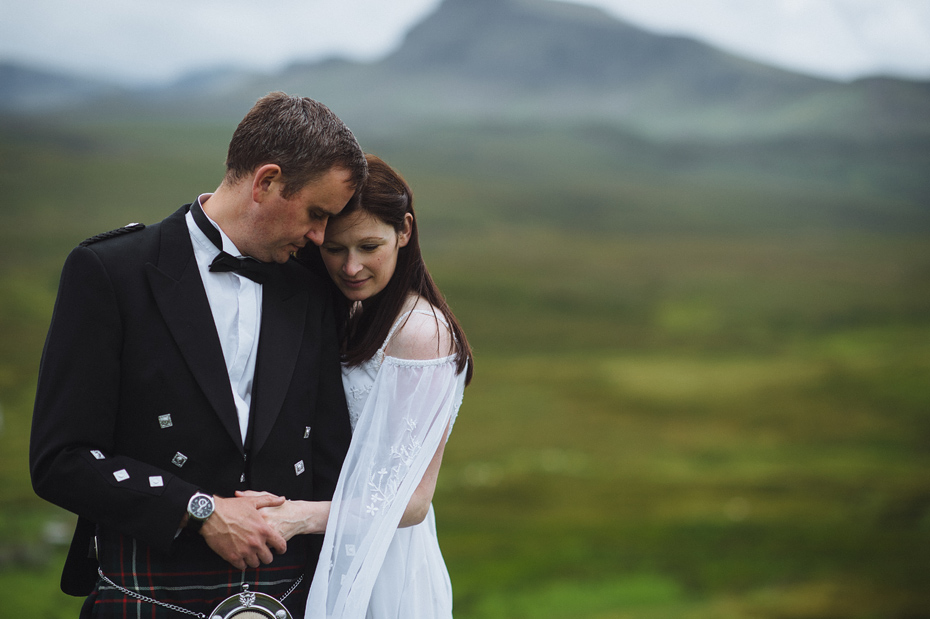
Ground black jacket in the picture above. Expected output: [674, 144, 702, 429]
[30, 205, 351, 595]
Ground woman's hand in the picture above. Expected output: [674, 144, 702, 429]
[201, 493, 288, 570]
[236, 491, 331, 540]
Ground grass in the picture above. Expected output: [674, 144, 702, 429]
[436, 338, 930, 617]
[1, 115, 929, 618]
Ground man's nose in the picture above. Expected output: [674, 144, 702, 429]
[305, 223, 326, 247]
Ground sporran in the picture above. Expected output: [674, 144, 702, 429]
[207, 584, 292, 619]
[98, 568, 299, 619]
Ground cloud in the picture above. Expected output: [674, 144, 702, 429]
[1, 0, 442, 83]
[586, 0, 930, 79]
[2, 0, 928, 84]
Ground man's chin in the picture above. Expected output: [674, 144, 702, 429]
[267, 250, 293, 264]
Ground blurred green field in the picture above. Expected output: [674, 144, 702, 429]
[1, 117, 928, 618]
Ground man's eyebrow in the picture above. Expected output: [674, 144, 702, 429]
[313, 204, 342, 216]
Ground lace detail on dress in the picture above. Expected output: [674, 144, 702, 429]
[306, 302, 467, 618]
[347, 385, 371, 402]
[450, 387, 464, 435]
[346, 386, 371, 430]
[343, 306, 454, 431]
[344, 356, 379, 430]
[383, 354, 456, 367]
[365, 415, 422, 515]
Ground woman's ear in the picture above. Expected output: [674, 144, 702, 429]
[398, 213, 413, 248]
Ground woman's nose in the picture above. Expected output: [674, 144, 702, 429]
[344, 253, 363, 276]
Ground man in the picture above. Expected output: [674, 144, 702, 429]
[30, 92, 367, 618]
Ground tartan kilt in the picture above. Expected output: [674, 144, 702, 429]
[87, 527, 314, 618]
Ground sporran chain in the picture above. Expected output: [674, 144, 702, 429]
[97, 567, 303, 617]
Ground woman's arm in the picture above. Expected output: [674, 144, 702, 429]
[245, 425, 446, 536]
[237, 492, 331, 540]
[257, 301, 460, 538]
[386, 302, 455, 527]
[399, 424, 449, 527]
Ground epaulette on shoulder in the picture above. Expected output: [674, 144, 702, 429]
[80, 222, 146, 247]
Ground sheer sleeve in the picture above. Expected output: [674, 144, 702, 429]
[305, 355, 465, 618]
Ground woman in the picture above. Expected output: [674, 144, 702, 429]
[261, 154, 472, 618]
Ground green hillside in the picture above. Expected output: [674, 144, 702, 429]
[1, 110, 929, 619]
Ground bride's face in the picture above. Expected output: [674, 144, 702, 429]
[319, 210, 411, 302]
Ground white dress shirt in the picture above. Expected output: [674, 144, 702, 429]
[185, 194, 262, 444]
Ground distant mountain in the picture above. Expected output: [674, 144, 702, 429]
[0, 62, 127, 112]
[285, 0, 930, 139]
[2, 0, 929, 140]
[388, 0, 822, 97]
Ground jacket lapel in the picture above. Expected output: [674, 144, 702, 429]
[250, 266, 308, 455]
[145, 206, 243, 450]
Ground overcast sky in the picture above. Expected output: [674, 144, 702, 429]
[3, 0, 930, 85]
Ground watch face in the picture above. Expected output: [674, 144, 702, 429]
[189, 495, 214, 520]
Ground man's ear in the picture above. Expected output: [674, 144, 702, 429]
[252, 164, 283, 203]
[398, 213, 413, 248]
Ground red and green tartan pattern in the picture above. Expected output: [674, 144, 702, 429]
[87, 528, 312, 618]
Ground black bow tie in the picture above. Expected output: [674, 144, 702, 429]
[208, 251, 268, 284]
[191, 200, 269, 284]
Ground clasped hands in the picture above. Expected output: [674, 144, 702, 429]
[200, 490, 330, 570]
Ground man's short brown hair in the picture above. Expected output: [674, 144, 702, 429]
[225, 92, 367, 198]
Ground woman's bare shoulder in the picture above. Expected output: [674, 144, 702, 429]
[383, 296, 455, 361]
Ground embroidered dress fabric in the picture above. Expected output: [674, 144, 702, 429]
[305, 312, 465, 619]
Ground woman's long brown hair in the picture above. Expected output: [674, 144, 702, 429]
[299, 154, 473, 385]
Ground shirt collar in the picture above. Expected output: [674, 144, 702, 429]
[192, 193, 246, 257]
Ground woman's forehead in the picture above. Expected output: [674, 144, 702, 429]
[326, 210, 393, 240]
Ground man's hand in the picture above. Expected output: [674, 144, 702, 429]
[200, 494, 288, 570]
[237, 491, 331, 541]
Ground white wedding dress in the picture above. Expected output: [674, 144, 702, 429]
[305, 307, 466, 618]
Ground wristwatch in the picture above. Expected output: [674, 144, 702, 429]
[186, 492, 215, 532]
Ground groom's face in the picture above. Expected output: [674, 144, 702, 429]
[244, 165, 356, 263]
